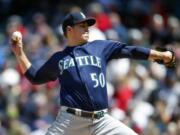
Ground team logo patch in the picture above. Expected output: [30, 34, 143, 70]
[80, 12, 86, 19]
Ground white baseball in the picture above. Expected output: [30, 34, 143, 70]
[12, 31, 22, 41]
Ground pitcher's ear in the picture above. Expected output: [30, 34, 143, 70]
[67, 26, 73, 32]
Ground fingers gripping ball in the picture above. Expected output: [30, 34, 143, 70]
[11, 31, 22, 42]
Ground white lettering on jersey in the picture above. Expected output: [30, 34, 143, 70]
[58, 55, 102, 74]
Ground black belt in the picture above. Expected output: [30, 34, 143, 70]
[65, 107, 107, 119]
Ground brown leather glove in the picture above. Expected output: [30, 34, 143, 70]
[155, 47, 176, 68]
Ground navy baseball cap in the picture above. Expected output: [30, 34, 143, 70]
[62, 12, 96, 34]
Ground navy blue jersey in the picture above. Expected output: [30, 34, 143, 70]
[25, 40, 150, 111]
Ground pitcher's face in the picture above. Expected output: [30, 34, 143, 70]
[70, 22, 89, 43]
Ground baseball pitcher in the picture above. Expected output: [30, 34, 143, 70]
[11, 12, 176, 135]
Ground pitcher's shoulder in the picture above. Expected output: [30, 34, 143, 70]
[86, 40, 110, 47]
[88, 40, 106, 44]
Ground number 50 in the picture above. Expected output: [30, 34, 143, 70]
[90, 73, 105, 88]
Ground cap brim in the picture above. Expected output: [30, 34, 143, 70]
[75, 17, 96, 26]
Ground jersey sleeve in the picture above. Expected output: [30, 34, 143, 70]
[24, 53, 59, 84]
[101, 40, 150, 61]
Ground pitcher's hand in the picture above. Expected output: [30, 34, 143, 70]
[11, 31, 23, 56]
[154, 47, 176, 68]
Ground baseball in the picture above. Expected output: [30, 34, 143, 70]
[11, 31, 22, 42]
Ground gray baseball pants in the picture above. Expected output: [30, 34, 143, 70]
[45, 107, 138, 135]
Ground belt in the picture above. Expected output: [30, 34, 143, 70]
[61, 106, 107, 119]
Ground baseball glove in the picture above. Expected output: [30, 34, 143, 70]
[154, 47, 176, 68]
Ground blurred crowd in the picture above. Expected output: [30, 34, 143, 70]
[0, 0, 180, 135]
